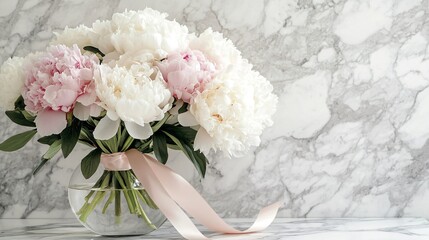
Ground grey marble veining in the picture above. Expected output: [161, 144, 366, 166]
[2, 218, 429, 240]
[1, 0, 429, 219]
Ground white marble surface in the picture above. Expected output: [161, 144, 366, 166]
[2, 218, 429, 240]
[2, 0, 429, 219]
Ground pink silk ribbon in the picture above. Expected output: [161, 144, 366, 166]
[100, 149, 282, 240]
[100, 152, 132, 171]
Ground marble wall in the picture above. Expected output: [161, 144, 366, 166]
[1, 0, 429, 219]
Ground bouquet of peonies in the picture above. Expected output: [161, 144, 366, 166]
[0, 8, 277, 235]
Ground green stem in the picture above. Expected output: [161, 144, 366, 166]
[138, 140, 152, 152]
[76, 170, 159, 228]
[79, 191, 106, 222]
[78, 174, 110, 222]
[118, 126, 128, 149]
[114, 191, 121, 224]
[125, 171, 156, 229]
[102, 191, 114, 214]
[95, 139, 111, 153]
[114, 172, 135, 214]
[114, 175, 121, 224]
[133, 189, 156, 229]
[152, 112, 171, 133]
[120, 136, 134, 152]
[138, 189, 158, 209]
[102, 173, 115, 214]
[76, 171, 108, 215]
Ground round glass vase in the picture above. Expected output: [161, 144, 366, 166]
[68, 163, 166, 236]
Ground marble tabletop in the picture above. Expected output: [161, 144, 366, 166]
[1, 218, 429, 240]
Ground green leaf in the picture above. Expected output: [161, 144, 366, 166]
[141, 147, 153, 154]
[194, 148, 209, 168]
[182, 143, 206, 177]
[162, 125, 196, 143]
[5, 110, 36, 127]
[43, 139, 62, 159]
[162, 131, 188, 157]
[83, 46, 105, 57]
[0, 129, 37, 152]
[14, 96, 25, 110]
[163, 131, 206, 177]
[81, 148, 102, 179]
[178, 102, 189, 114]
[153, 132, 168, 164]
[61, 121, 81, 158]
[80, 126, 96, 146]
[21, 110, 35, 121]
[38, 134, 60, 145]
[33, 158, 49, 175]
[167, 144, 180, 150]
[78, 139, 95, 148]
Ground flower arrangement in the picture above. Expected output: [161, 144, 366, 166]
[0, 8, 278, 238]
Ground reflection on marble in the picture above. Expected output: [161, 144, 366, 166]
[2, 218, 429, 240]
[2, 0, 429, 219]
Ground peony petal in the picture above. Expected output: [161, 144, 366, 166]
[76, 91, 96, 106]
[35, 110, 67, 137]
[73, 102, 90, 120]
[93, 117, 120, 140]
[89, 104, 102, 117]
[178, 111, 199, 127]
[74, 103, 102, 121]
[43, 85, 59, 104]
[106, 110, 119, 121]
[79, 68, 93, 80]
[124, 121, 153, 140]
[193, 127, 214, 154]
[55, 89, 78, 107]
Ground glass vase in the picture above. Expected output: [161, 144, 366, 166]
[68, 162, 166, 236]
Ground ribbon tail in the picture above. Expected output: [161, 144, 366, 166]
[126, 150, 209, 240]
[125, 149, 282, 239]
[145, 153, 283, 233]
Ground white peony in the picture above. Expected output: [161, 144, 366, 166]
[90, 20, 116, 55]
[51, 8, 190, 61]
[190, 28, 243, 70]
[103, 49, 163, 70]
[51, 25, 93, 52]
[93, 63, 172, 140]
[180, 60, 278, 156]
[98, 9, 190, 60]
[0, 57, 26, 110]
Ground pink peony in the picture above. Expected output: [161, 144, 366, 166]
[157, 49, 216, 103]
[23, 44, 99, 136]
